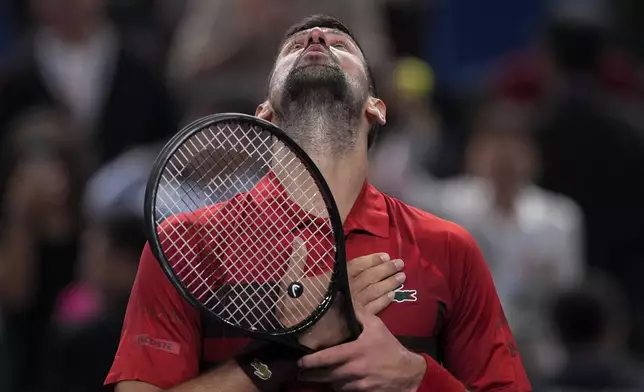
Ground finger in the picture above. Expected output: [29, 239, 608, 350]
[352, 304, 383, 332]
[298, 363, 361, 383]
[347, 253, 389, 278]
[298, 341, 359, 369]
[334, 379, 370, 391]
[352, 258, 404, 293]
[355, 271, 406, 308]
[363, 291, 395, 315]
[353, 303, 369, 323]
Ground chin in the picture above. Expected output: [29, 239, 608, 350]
[284, 64, 348, 101]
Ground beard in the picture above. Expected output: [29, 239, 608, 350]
[270, 61, 367, 157]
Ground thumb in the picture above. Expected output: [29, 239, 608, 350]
[352, 302, 373, 329]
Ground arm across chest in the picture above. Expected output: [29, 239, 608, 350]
[347, 235, 451, 360]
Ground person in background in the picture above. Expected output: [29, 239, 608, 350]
[534, 4, 644, 359]
[492, 0, 644, 361]
[40, 213, 148, 392]
[0, 107, 86, 392]
[368, 55, 442, 199]
[544, 270, 644, 392]
[401, 98, 585, 383]
[0, 0, 178, 167]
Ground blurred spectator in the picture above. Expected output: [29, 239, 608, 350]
[108, 0, 187, 60]
[82, 145, 159, 222]
[0, 108, 87, 391]
[531, 4, 644, 359]
[34, 145, 154, 391]
[543, 271, 644, 392]
[40, 213, 147, 392]
[166, 0, 395, 120]
[369, 56, 442, 197]
[0, 0, 178, 169]
[397, 98, 585, 381]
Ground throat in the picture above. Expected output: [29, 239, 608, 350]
[278, 98, 361, 158]
[314, 155, 367, 223]
[273, 143, 367, 224]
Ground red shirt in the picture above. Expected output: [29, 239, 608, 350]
[105, 180, 531, 391]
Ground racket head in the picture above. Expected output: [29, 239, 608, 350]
[144, 113, 354, 338]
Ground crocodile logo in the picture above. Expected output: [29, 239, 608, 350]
[251, 359, 272, 380]
[393, 285, 418, 303]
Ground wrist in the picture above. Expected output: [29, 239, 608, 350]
[235, 340, 305, 392]
[298, 332, 320, 350]
[298, 327, 350, 351]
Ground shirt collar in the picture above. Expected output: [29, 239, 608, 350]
[343, 181, 390, 238]
[249, 174, 390, 238]
[248, 172, 319, 234]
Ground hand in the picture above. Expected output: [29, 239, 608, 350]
[276, 238, 405, 350]
[299, 252, 405, 350]
[297, 306, 427, 391]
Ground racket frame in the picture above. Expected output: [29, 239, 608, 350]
[144, 113, 361, 349]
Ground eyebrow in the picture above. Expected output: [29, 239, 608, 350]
[281, 28, 357, 51]
[288, 28, 352, 41]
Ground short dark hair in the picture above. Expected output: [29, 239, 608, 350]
[281, 15, 381, 148]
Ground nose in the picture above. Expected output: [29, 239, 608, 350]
[306, 27, 327, 46]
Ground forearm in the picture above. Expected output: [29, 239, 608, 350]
[168, 361, 259, 392]
[116, 361, 260, 392]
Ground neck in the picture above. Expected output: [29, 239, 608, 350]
[314, 151, 368, 222]
[276, 86, 364, 158]
[273, 90, 367, 220]
[273, 129, 368, 222]
[489, 179, 520, 216]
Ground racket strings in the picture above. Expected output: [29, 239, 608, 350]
[208, 160, 332, 329]
[154, 121, 336, 333]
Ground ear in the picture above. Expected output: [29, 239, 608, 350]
[255, 101, 275, 123]
[365, 97, 386, 127]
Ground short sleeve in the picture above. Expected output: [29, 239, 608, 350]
[442, 229, 532, 391]
[104, 243, 201, 389]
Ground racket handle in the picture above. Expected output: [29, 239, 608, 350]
[347, 321, 363, 342]
[345, 300, 363, 341]
[235, 340, 305, 391]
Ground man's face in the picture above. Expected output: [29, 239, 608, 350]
[32, 0, 105, 31]
[469, 134, 537, 187]
[268, 27, 371, 117]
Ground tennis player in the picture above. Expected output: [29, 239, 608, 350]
[106, 15, 531, 392]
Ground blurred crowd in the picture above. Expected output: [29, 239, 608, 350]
[0, 0, 644, 391]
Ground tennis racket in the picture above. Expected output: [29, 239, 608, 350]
[144, 113, 360, 354]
